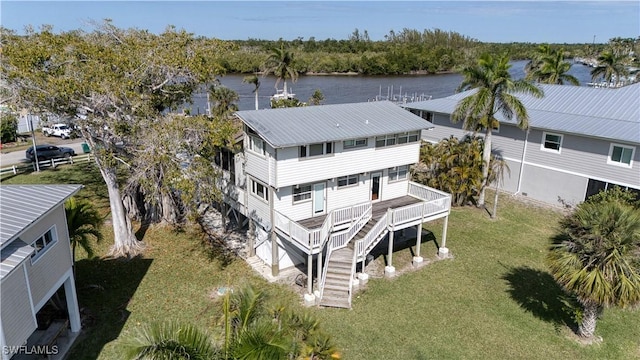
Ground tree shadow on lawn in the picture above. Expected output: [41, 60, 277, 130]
[502, 266, 577, 332]
[68, 256, 153, 359]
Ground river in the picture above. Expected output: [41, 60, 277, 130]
[188, 60, 595, 113]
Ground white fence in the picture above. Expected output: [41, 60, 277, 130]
[0, 153, 94, 178]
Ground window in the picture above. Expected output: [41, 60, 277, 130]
[585, 179, 640, 201]
[376, 132, 420, 148]
[541, 132, 563, 153]
[389, 165, 409, 182]
[248, 136, 265, 156]
[376, 135, 396, 147]
[608, 143, 634, 167]
[344, 138, 368, 149]
[409, 109, 434, 123]
[31, 227, 57, 262]
[251, 179, 269, 202]
[293, 184, 312, 203]
[300, 142, 333, 158]
[337, 174, 359, 188]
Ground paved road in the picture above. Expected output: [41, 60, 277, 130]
[0, 142, 86, 167]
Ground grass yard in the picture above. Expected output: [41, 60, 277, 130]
[3, 165, 639, 359]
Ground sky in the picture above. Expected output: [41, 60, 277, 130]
[1, 1, 639, 44]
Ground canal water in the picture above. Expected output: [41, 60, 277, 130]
[188, 60, 595, 113]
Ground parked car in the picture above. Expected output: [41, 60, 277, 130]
[26, 144, 76, 162]
[42, 123, 73, 139]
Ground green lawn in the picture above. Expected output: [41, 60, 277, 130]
[3, 165, 639, 359]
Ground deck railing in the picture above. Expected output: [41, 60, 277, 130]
[275, 182, 450, 255]
[408, 181, 450, 202]
[274, 202, 373, 253]
[328, 204, 372, 250]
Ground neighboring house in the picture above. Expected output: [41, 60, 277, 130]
[1, 185, 82, 360]
[218, 101, 452, 308]
[404, 83, 640, 206]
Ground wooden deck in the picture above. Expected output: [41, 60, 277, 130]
[298, 196, 421, 230]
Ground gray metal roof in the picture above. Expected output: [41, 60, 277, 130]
[404, 83, 640, 144]
[1, 239, 33, 280]
[235, 101, 433, 148]
[0, 184, 82, 247]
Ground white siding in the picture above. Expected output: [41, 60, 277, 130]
[20, 207, 73, 309]
[327, 177, 371, 211]
[1, 264, 37, 348]
[275, 176, 372, 221]
[276, 139, 420, 188]
[245, 136, 276, 186]
[381, 173, 410, 201]
[247, 193, 270, 229]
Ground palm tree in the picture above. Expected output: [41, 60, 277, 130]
[65, 197, 104, 265]
[527, 50, 580, 85]
[524, 43, 552, 76]
[590, 50, 629, 86]
[547, 197, 640, 339]
[124, 322, 220, 359]
[242, 75, 260, 110]
[262, 44, 298, 96]
[209, 84, 239, 118]
[124, 285, 340, 359]
[452, 52, 544, 207]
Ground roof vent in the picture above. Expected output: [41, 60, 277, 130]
[336, 123, 340, 127]
[365, 119, 369, 124]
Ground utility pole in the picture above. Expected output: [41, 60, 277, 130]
[27, 114, 40, 172]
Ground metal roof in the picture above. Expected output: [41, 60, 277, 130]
[0, 184, 82, 247]
[235, 101, 433, 148]
[404, 83, 640, 144]
[1, 239, 33, 280]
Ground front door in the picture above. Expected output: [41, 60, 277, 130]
[371, 172, 382, 201]
[313, 182, 326, 215]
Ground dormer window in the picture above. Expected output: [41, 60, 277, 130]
[300, 142, 333, 158]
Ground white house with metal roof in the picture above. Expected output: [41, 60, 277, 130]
[219, 101, 451, 308]
[404, 83, 640, 206]
[0, 185, 82, 360]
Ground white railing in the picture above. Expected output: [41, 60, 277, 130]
[0, 153, 94, 178]
[328, 204, 371, 251]
[332, 202, 370, 230]
[274, 202, 372, 253]
[392, 202, 424, 225]
[408, 181, 450, 202]
[318, 243, 332, 301]
[274, 212, 314, 249]
[358, 211, 390, 259]
[319, 204, 372, 302]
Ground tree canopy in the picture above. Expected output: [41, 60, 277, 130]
[2, 22, 237, 257]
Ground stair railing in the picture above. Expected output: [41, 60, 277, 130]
[319, 204, 372, 302]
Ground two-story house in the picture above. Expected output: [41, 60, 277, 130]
[1, 185, 82, 360]
[220, 101, 452, 308]
[404, 83, 640, 206]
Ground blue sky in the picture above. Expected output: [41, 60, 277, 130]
[2, 1, 638, 43]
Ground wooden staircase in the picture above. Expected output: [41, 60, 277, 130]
[319, 247, 353, 309]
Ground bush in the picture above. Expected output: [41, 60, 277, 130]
[0, 113, 18, 143]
